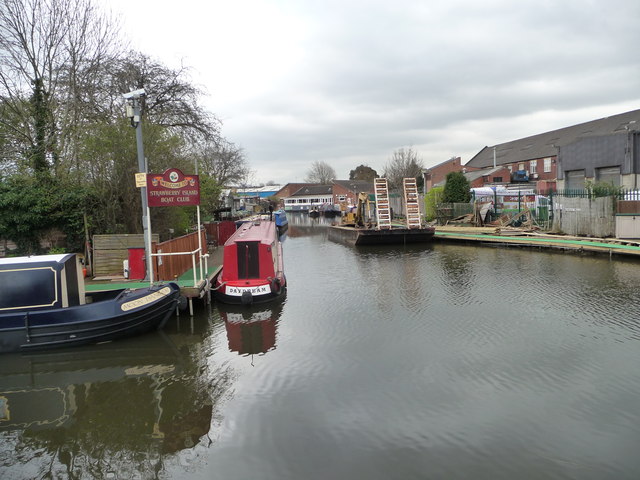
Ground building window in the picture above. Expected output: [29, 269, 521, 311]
[529, 160, 537, 174]
[507, 165, 512, 172]
[544, 157, 552, 173]
[492, 177, 502, 182]
[518, 163, 525, 171]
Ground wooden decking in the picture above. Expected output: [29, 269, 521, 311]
[85, 265, 221, 293]
[434, 226, 640, 257]
[85, 247, 224, 315]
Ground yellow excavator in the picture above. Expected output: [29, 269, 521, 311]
[342, 192, 374, 227]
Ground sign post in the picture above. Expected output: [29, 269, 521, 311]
[146, 168, 202, 285]
[146, 168, 200, 207]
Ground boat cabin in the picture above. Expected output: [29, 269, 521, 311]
[0, 254, 86, 313]
[221, 221, 279, 283]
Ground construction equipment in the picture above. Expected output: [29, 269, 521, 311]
[374, 178, 392, 230]
[343, 192, 371, 226]
[403, 178, 421, 229]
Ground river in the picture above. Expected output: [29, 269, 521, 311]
[2, 213, 640, 480]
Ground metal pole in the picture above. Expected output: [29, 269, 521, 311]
[146, 205, 154, 283]
[133, 98, 153, 283]
[197, 205, 203, 282]
[194, 159, 204, 283]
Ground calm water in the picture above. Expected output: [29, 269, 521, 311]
[2, 214, 640, 479]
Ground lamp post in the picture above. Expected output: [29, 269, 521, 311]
[124, 88, 153, 282]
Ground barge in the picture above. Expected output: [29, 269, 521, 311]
[328, 224, 435, 246]
[213, 219, 286, 305]
[328, 177, 435, 246]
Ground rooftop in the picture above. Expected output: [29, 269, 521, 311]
[466, 108, 640, 168]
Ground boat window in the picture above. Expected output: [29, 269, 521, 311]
[237, 241, 260, 279]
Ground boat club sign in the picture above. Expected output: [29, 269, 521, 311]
[146, 168, 200, 207]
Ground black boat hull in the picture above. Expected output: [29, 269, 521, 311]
[328, 225, 435, 246]
[213, 286, 286, 306]
[0, 283, 180, 353]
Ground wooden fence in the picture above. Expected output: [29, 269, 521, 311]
[204, 221, 237, 247]
[93, 234, 159, 276]
[154, 230, 207, 281]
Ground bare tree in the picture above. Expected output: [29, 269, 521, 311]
[383, 147, 424, 190]
[0, 0, 120, 175]
[196, 138, 250, 186]
[101, 52, 220, 142]
[304, 160, 336, 184]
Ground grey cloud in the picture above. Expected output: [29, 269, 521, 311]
[209, 0, 640, 181]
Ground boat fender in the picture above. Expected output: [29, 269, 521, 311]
[269, 278, 280, 293]
[177, 295, 188, 311]
[241, 291, 253, 306]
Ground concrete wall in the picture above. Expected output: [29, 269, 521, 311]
[552, 196, 615, 237]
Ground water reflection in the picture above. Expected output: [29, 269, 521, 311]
[218, 300, 285, 358]
[287, 212, 334, 238]
[0, 327, 226, 478]
[5, 214, 640, 479]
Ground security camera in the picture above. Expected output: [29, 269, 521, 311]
[123, 88, 146, 100]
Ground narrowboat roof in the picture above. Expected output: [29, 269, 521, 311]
[0, 253, 75, 266]
[225, 221, 276, 246]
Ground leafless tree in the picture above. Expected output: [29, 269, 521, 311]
[196, 138, 250, 186]
[304, 160, 336, 184]
[101, 52, 220, 141]
[383, 147, 424, 190]
[0, 0, 120, 175]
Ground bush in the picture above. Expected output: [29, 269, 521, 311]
[442, 171, 471, 203]
[424, 186, 444, 221]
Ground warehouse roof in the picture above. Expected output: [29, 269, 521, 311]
[465, 108, 640, 168]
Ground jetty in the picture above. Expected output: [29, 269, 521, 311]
[86, 232, 226, 315]
[434, 226, 640, 258]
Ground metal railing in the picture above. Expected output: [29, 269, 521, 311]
[151, 247, 208, 288]
[151, 230, 208, 287]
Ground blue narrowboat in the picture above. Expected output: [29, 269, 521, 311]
[0, 254, 179, 353]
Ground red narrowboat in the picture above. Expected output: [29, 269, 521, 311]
[213, 220, 286, 305]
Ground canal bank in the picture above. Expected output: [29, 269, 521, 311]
[434, 225, 640, 258]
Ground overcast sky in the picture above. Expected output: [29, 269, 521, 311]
[107, 0, 640, 184]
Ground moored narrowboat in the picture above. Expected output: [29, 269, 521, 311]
[273, 209, 288, 235]
[0, 254, 180, 353]
[213, 220, 286, 305]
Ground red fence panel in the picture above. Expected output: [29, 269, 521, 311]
[204, 221, 237, 247]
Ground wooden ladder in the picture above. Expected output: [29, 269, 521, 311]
[374, 178, 392, 230]
[403, 177, 422, 229]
